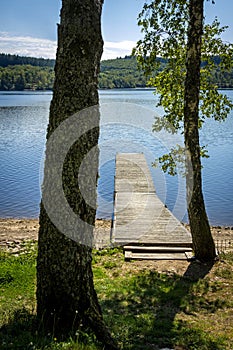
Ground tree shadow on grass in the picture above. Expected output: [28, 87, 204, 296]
[0, 308, 103, 350]
[0, 307, 102, 349]
[101, 260, 226, 350]
[0, 261, 226, 350]
[0, 308, 65, 349]
[0, 308, 48, 349]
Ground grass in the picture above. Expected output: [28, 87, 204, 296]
[0, 244, 233, 350]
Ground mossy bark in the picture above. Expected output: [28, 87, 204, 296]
[184, 0, 216, 261]
[37, 1, 118, 348]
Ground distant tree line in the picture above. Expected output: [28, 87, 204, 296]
[0, 53, 55, 68]
[0, 53, 233, 91]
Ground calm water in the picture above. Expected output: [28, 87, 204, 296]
[0, 89, 232, 226]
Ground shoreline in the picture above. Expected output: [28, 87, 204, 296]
[0, 217, 233, 247]
[1, 87, 233, 92]
[1, 216, 233, 230]
[0, 218, 112, 250]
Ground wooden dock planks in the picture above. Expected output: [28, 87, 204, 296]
[111, 153, 192, 259]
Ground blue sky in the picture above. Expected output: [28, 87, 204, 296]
[0, 0, 233, 60]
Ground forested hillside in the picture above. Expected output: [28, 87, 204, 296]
[99, 56, 148, 88]
[0, 53, 233, 91]
[0, 54, 148, 90]
[0, 65, 55, 91]
[0, 54, 55, 90]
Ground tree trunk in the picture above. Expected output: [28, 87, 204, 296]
[184, 0, 216, 261]
[36, 1, 118, 348]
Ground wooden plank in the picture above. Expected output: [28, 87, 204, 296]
[115, 153, 155, 193]
[124, 251, 188, 261]
[111, 153, 192, 252]
[123, 246, 193, 252]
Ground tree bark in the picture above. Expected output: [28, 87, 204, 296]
[36, 1, 118, 348]
[184, 0, 216, 261]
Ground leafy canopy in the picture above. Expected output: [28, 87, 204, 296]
[133, 0, 233, 174]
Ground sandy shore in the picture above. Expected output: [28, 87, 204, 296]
[0, 218, 112, 250]
[0, 218, 232, 249]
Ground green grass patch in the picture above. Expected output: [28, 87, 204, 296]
[0, 242, 37, 312]
[1, 244, 233, 349]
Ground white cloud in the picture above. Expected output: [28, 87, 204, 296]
[102, 40, 136, 60]
[0, 33, 136, 60]
[0, 32, 57, 59]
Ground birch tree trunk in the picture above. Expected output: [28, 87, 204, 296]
[184, 0, 216, 261]
[37, 1, 118, 348]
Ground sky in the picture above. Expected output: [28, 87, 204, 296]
[0, 0, 233, 60]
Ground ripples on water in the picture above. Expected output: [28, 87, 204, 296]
[0, 90, 232, 226]
[0, 103, 48, 217]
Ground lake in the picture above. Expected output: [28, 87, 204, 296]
[0, 89, 232, 226]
